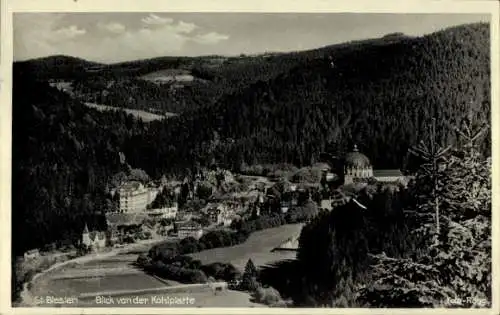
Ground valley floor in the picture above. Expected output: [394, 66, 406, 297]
[22, 224, 304, 308]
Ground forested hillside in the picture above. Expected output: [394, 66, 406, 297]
[13, 55, 104, 81]
[124, 22, 490, 176]
[12, 73, 145, 254]
[13, 32, 414, 114]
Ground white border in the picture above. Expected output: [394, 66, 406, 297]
[1, 0, 499, 314]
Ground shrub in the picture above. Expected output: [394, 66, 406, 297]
[179, 237, 199, 254]
[222, 263, 241, 280]
[123, 235, 135, 243]
[189, 269, 208, 283]
[189, 259, 203, 270]
[200, 262, 241, 281]
[242, 276, 260, 292]
[201, 262, 226, 280]
[291, 167, 322, 183]
[253, 286, 286, 307]
[24, 269, 36, 283]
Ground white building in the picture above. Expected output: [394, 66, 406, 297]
[206, 204, 234, 226]
[373, 169, 406, 183]
[343, 145, 407, 185]
[176, 221, 204, 240]
[81, 223, 107, 251]
[117, 181, 156, 213]
[320, 198, 333, 211]
[147, 203, 179, 220]
[24, 249, 40, 260]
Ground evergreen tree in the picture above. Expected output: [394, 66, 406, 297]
[241, 259, 259, 291]
[408, 118, 452, 245]
[356, 117, 491, 308]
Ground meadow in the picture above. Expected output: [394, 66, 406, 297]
[189, 223, 303, 271]
[84, 102, 176, 122]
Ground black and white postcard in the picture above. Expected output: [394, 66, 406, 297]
[1, 0, 499, 314]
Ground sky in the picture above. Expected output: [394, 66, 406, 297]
[13, 13, 490, 64]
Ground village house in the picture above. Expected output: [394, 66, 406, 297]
[147, 202, 179, 220]
[280, 200, 291, 213]
[23, 248, 40, 260]
[176, 211, 195, 222]
[320, 198, 333, 211]
[206, 205, 234, 226]
[176, 221, 204, 240]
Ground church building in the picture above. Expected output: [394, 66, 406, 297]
[81, 223, 107, 251]
[322, 144, 408, 186]
[343, 144, 407, 185]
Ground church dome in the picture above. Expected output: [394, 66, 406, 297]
[344, 145, 371, 168]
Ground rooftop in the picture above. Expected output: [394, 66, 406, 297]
[344, 144, 371, 168]
[176, 221, 202, 230]
[106, 212, 147, 227]
[373, 169, 404, 177]
[119, 181, 143, 192]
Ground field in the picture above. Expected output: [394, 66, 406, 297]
[50, 274, 166, 295]
[140, 69, 195, 83]
[84, 102, 177, 122]
[29, 246, 169, 299]
[189, 223, 303, 271]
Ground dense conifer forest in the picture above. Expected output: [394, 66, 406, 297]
[12, 21, 490, 260]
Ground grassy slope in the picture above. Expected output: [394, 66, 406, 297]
[84, 103, 176, 122]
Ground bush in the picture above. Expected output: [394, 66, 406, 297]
[189, 259, 203, 270]
[199, 230, 235, 249]
[201, 262, 241, 281]
[242, 276, 260, 292]
[201, 262, 226, 279]
[190, 269, 208, 283]
[253, 286, 286, 307]
[149, 241, 179, 261]
[224, 264, 242, 282]
[291, 167, 322, 183]
[106, 239, 115, 247]
[123, 235, 135, 243]
[24, 269, 36, 283]
[42, 243, 57, 252]
[237, 214, 287, 235]
[179, 237, 199, 254]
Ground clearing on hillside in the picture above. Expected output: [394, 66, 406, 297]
[84, 103, 177, 122]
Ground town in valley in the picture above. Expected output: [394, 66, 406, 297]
[11, 12, 493, 309]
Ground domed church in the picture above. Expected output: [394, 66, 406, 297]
[343, 144, 373, 183]
[342, 144, 407, 185]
